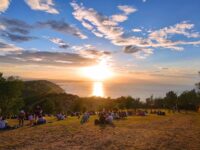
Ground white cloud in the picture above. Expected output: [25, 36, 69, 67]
[118, 5, 137, 15]
[149, 21, 200, 51]
[92, 30, 104, 37]
[71, 2, 200, 59]
[0, 24, 6, 30]
[82, 21, 93, 30]
[0, 0, 10, 13]
[25, 0, 59, 14]
[71, 2, 125, 42]
[111, 14, 128, 22]
[132, 28, 142, 32]
[49, 37, 69, 49]
[71, 44, 111, 61]
[133, 48, 153, 59]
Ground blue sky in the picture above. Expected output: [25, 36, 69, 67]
[0, 0, 200, 86]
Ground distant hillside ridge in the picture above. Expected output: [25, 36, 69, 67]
[23, 80, 65, 98]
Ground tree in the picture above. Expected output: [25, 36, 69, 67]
[0, 73, 24, 117]
[164, 91, 178, 110]
[195, 72, 200, 91]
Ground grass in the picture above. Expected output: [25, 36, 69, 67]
[0, 112, 200, 150]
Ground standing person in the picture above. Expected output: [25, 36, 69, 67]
[18, 110, 25, 127]
[34, 105, 42, 122]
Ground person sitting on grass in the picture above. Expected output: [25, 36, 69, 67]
[0, 116, 11, 130]
[36, 115, 46, 125]
[105, 113, 114, 124]
[56, 113, 65, 120]
[28, 113, 34, 126]
[80, 112, 89, 124]
[34, 105, 42, 121]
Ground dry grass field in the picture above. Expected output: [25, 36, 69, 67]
[0, 112, 200, 150]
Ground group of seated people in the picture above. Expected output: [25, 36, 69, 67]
[150, 110, 166, 116]
[94, 111, 128, 125]
[94, 112, 113, 125]
[136, 110, 148, 116]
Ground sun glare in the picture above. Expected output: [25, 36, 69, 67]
[81, 61, 113, 81]
[92, 82, 104, 97]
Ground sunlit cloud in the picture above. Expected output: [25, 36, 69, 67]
[25, 0, 59, 14]
[111, 14, 128, 23]
[48, 37, 69, 49]
[71, 2, 200, 59]
[117, 5, 137, 15]
[0, 40, 23, 52]
[0, 51, 97, 66]
[0, 0, 10, 13]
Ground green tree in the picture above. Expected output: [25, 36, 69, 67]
[164, 91, 178, 110]
[0, 73, 24, 117]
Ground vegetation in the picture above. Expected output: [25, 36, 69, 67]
[0, 72, 200, 117]
[0, 73, 24, 117]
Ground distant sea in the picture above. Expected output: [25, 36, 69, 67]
[55, 81, 194, 100]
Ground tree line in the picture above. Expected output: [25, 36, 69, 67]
[0, 72, 200, 117]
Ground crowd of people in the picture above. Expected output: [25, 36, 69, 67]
[94, 111, 128, 126]
[0, 105, 47, 130]
[0, 108, 167, 131]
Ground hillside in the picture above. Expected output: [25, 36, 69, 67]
[23, 80, 65, 98]
[1, 113, 200, 150]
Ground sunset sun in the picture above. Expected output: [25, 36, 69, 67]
[81, 62, 113, 81]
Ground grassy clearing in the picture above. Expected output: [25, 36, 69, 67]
[0, 112, 200, 150]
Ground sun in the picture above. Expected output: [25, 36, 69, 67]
[81, 61, 113, 81]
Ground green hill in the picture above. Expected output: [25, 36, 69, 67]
[23, 80, 65, 98]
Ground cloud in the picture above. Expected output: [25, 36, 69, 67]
[132, 28, 142, 32]
[49, 37, 69, 49]
[37, 20, 87, 39]
[123, 46, 153, 59]
[133, 48, 153, 59]
[0, 17, 32, 34]
[71, 2, 200, 59]
[123, 46, 141, 53]
[0, 40, 23, 52]
[1, 31, 37, 42]
[0, 0, 10, 13]
[0, 18, 37, 42]
[118, 5, 137, 15]
[111, 14, 128, 22]
[0, 51, 97, 66]
[25, 0, 59, 14]
[0, 24, 6, 30]
[72, 44, 111, 59]
[71, 2, 124, 41]
[149, 21, 200, 51]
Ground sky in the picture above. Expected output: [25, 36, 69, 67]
[0, 0, 200, 88]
